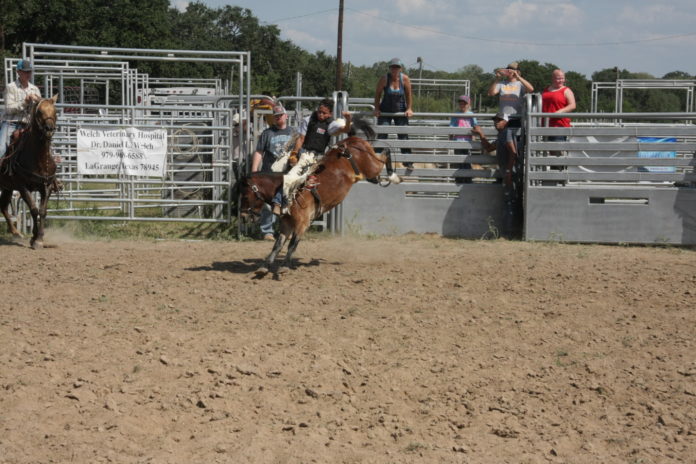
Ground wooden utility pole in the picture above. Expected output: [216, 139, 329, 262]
[336, 0, 344, 90]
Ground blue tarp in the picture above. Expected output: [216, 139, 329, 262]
[637, 137, 676, 173]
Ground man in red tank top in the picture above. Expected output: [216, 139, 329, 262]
[541, 69, 576, 131]
[541, 69, 577, 171]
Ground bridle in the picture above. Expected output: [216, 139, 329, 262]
[33, 100, 57, 140]
[241, 180, 267, 218]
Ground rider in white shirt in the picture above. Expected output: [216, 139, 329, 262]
[1, 59, 41, 157]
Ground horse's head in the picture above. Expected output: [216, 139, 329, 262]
[33, 95, 59, 140]
[238, 174, 270, 221]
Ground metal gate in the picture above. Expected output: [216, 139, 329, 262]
[7, 43, 251, 228]
[339, 92, 696, 244]
[525, 103, 696, 244]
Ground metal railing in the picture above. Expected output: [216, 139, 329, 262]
[7, 43, 251, 231]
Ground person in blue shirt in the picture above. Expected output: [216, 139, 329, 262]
[251, 104, 295, 240]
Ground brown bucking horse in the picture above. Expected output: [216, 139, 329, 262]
[0, 95, 59, 249]
[238, 120, 401, 275]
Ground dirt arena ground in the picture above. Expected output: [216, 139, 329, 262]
[0, 233, 694, 464]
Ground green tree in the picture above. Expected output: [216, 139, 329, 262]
[662, 70, 692, 80]
[565, 71, 591, 112]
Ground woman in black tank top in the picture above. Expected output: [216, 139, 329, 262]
[373, 58, 414, 166]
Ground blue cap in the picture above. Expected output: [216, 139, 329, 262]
[16, 59, 33, 72]
[388, 58, 403, 68]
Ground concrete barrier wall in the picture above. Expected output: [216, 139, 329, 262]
[341, 182, 505, 238]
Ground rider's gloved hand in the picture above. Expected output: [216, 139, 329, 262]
[288, 151, 298, 166]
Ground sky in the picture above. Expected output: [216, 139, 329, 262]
[189, 0, 696, 78]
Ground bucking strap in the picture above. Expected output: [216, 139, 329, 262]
[383, 148, 395, 176]
[310, 188, 322, 220]
[339, 148, 361, 177]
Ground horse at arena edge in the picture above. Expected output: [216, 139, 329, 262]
[0, 95, 60, 249]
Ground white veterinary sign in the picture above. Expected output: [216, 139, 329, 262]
[77, 127, 168, 177]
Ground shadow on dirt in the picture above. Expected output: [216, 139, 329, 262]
[186, 257, 326, 275]
[0, 237, 28, 248]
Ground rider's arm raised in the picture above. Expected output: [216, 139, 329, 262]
[335, 111, 352, 135]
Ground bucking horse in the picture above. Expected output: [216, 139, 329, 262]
[238, 118, 401, 275]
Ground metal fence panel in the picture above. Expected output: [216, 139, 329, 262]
[6, 43, 251, 230]
[525, 105, 696, 244]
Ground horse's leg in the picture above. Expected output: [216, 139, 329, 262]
[256, 217, 291, 275]
[34, 185, 51, 248]
[17, 188, 41, 249]
[0, 189, 23, 239]
[279, 207, 312, 273]
[279, 233, 301, 272]
[257, 234, 287, 275]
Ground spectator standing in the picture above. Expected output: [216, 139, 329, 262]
[251, 103, 295, 240]
[373, 58, 414, 168]
[487, 61, 534, 185]
[487, 61, 534, 128]
[541, 69, 576, 140]
[1, 59, 41, 158]
[449, 95, 479, 183]
[472, 113, 524, 238]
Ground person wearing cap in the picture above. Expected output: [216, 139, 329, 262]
[373, 58, 413, 168]
[471, 112, 524, 238]
[251, 102, 296, 240]
[0, 59, 42, 158]
[487, 61, 534, 126]
[449, 95, 479, 184]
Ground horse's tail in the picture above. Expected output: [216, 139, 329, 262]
[348, 116, 375, 140]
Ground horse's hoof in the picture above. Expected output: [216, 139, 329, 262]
[255, 266, 269, 276]
[31, 240, 43, 250]
[277, 266, 289, 274]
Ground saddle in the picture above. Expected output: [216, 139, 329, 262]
[291, 174, 322, 218]
[2, 127, 28, 160]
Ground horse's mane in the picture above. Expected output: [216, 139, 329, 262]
[347, 116, 375, 140]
